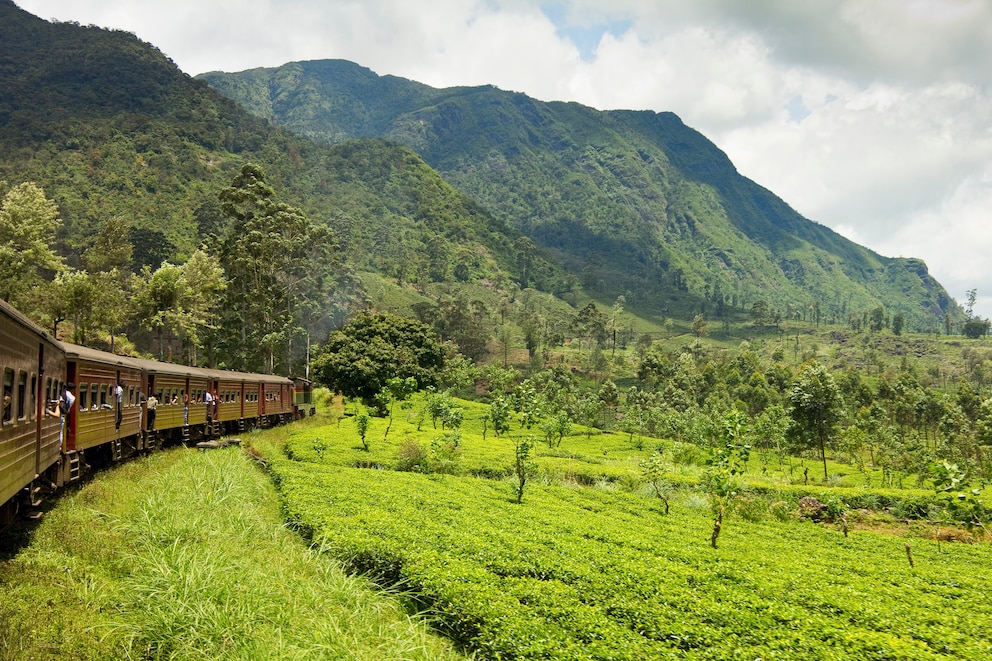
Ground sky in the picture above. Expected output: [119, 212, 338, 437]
[17, 0, 992, 317]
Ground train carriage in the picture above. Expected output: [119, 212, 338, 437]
[203, 368, 255, 434]
[293, 377, 316, 418]
[130, 357, 210, 442]
[259, 373, 295, 425]
[62, 344, 144, 458]
[0, 300, 63, 522]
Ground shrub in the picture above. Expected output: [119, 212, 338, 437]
[396, 437, 429, 472]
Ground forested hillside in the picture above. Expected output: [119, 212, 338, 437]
[0, 1, 562, 371]
[201, 59, 961, 331]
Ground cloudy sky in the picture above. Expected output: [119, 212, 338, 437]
[18, 0, 992, 316]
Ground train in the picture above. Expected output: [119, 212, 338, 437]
[1, 298, 315, 525]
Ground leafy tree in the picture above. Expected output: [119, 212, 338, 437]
[313, 312, 445, 407]
[891, 313, 904, 336]
[488, 395, 513, 438]
[640, 450, 671, 514]
[704, 409, 751, 548]
[787, 362, 844, 480]
[0, 181, 64, 312]
[573, 301, 608, 348]
[216, 163, 350, 373]
[691, 313, 708, 338]
[134, 251, 226, 364]
[355, 412, 371, 452]
[963, 317, 990, 339]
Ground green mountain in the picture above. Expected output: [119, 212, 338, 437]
[199, 59, 959, 329]
[0, 1, 561, 309]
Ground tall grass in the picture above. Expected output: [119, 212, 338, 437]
[0, 440, 467, 660]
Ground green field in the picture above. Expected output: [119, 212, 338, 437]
[254, 403, 991, 660]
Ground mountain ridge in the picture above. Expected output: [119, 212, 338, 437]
[200, 59, 957, 328]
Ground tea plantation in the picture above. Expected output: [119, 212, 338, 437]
[250, 401, 992, 661]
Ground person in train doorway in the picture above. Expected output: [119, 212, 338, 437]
[46, 383, 75, 451]
[146, 390, 158, 430]
[114, 380, 124, 431]
[205, 389, 214, 425]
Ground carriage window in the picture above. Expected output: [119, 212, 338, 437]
[45, 377, 53, 410]
[2, 368, 13, 424]
[30, 374, 37, 420]
[17, 371, 27, 420]
[99, 384, 108, 409]
[91, 384, 99, 410]
[79, 383, 89, 410]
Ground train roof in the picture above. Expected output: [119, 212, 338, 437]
[127, 355, 209, 378]
[62, 342, 144, 370]
[59, 340, 294, 386]
[200, 367, 293, 385]
[0, 298, 61, 349]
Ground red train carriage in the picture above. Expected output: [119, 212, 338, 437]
[259, 373, 295, 425]
[0, 300, 64, 523]
[62, 344, 145, 461]
[202, 368, 257, 435]
[130, 357, 210, 444]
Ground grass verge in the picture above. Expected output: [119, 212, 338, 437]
[0, 437, 468, 661]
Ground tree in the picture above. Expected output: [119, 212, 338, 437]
[0, 182, 65, 312]
[513, 436, 536, 503]
[963, 317, 990, 339]
[891, 313, 904, 336]
[640, 450, 671, 514]
[787, 362, 844, 480]
[313, 312, 445, 407]
[692, 313, 708, 338]
[83, 215, 135, 352]
[216, 163, 351, 374]
[704, 409, 751, 548]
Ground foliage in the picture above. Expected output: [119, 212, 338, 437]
[513, 436, 536, 503]
[787, 361, 843, 480]
[639, 450, 671, 514]
[0, 442, 463, 660]
[0, 181, 64, 313]
[312, 312, 445, 406]
[267, 423, 992, 661]
[703, 409, 752, 548]
[202, 59, 963, 331]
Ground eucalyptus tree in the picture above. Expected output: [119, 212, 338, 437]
[216, 163, 345, 374]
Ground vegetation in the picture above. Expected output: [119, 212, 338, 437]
[0, 440, 465, 660]
[201, 59, 965, 331]
[246, 388, 991, 660]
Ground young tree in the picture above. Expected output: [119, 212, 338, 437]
[787, 362, 844, 480]
[704, 409, 751, 548]
[640, 450, 671, 515]
[513, 436, 536, 503]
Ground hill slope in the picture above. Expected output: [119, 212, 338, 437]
[200, 59, 959, 329]
[0, 2, 560, 314]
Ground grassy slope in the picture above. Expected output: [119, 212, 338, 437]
[0, 437, 466, 661]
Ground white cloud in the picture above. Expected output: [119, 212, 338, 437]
[14, 0, 992, 316]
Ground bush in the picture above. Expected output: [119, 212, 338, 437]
[396, 437, 429, 472]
